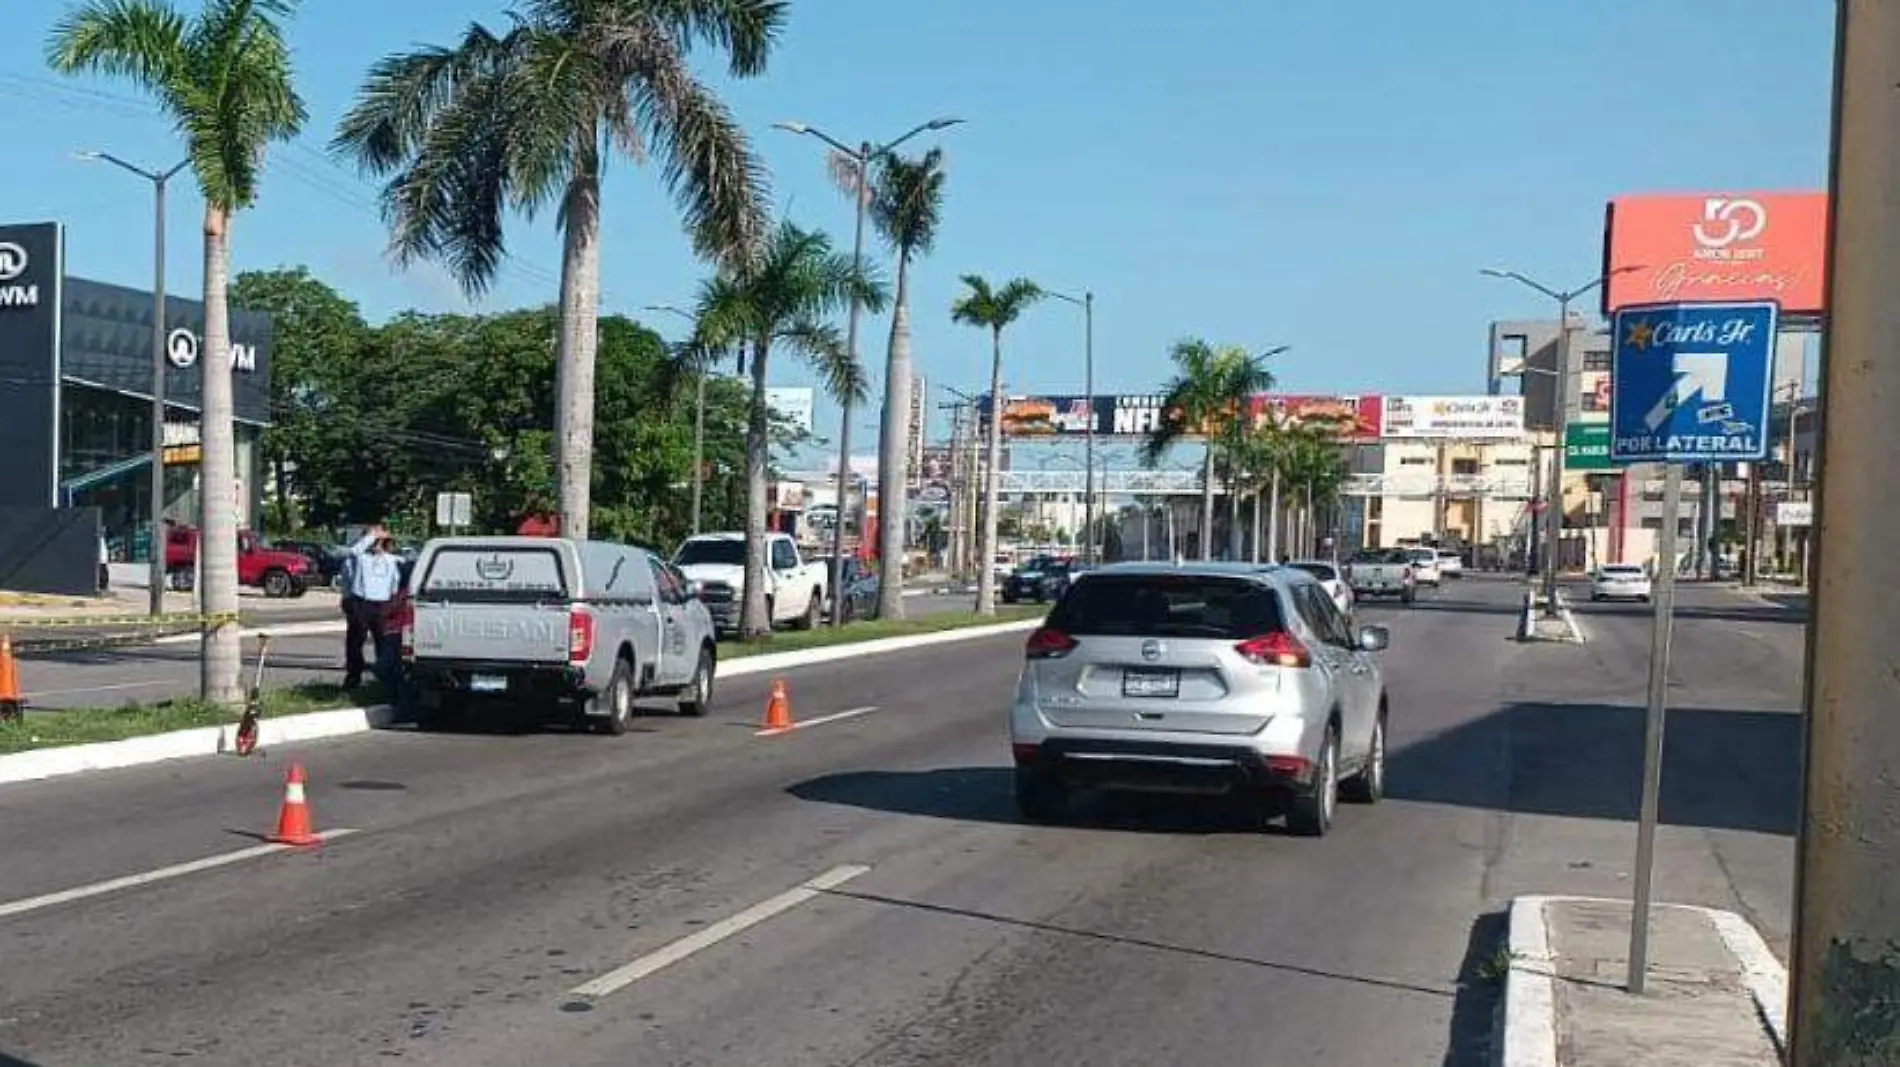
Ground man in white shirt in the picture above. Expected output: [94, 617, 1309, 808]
[343, 525, 402, 689]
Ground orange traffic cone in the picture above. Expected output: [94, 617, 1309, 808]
[762, 679, 794, 731]
[268, 763, 321, 846]
[0, 632, 21, 724]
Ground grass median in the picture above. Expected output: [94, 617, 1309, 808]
[0, 605, 1046, 755]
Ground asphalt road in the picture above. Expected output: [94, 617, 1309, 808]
[13, 591, 986, 711]
[0, 575, 1805, 1066]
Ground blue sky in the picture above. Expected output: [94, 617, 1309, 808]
[0, 0, 1836, 456]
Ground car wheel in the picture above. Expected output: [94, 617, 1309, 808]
[1286, 725, 1339, 837]
[678, 645, 714, 717]
[261, 569, 293, 598]
[597, 657, 636, 736]
[1014, 768, 1069, 824]
[1342, 709, 1386, 804]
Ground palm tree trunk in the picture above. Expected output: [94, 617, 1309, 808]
[1251, 486, 1264, 562]
[553, 173, 602, 541]
[1267, 468, 1282, 562]
[741, 339, 772, 638]
[976, 328, 1004, 615]
[197, 206, 241, 705]
[1199, 446, 1216, 561]
[875, 253, 913, 621]
[1226, 462, 1242, 560]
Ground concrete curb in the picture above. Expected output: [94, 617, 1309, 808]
[0, 617, 1041, 788]
[1500, 895, 1787, 1066]
[1553, 591, 1586, 643]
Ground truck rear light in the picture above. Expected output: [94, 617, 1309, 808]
[1011, 742, 1041, 764]
[1235, 631, 1311, 669]
[389, 600, 416, 660]
[568, 608, 596, 666]
[1265, 755, 1313, 781]
[1024, 627, 1078, 659]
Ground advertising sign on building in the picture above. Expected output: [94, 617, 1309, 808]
[1601, 193, 1828, 315]
[1253, 395, 1385, 439]
[1380, 396, 1526, 439]
[979, 393, 1383, 440]
[0, 222, 63, 507]
[764, 386, 814, 433]
[1776, 500, 1812, 527]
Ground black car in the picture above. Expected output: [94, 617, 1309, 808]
[274, 539, 348, 588]
[818, 556, 880, 623]
[1002, 556, 1075, 604]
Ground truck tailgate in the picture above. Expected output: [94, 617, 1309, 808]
[411, 601, 570, 663]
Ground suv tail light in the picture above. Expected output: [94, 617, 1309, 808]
[1024, 627, 1078, 660]
[1235, 631, 1311, 669]
[568, 607, 596, 666]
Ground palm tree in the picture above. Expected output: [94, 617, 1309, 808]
[1142, 341, 1274, 560]
[696, 221, 887, 638]
[1231, 414, 1288, 562]
[950, 275, 1044, 615]
[49, 0, 307, 706]
[333, 0, 778, 541]
[1279, 424, 1349, 557]
[868, 147, 948, 621]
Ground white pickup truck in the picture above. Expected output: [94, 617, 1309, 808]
[674, 532, 828, 634]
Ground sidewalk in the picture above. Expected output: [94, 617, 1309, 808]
[1506, 896, 1784, 1067]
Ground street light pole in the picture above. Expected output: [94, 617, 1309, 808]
[1481, 267, 1638, 617]
[1049, 290, 1096, 565]
[79, 151, 188, 616]
[774, 117, 963, 627]
[1790, 2, 1900, 1059]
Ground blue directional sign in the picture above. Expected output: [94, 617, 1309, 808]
[1610, 300, 1779, 464]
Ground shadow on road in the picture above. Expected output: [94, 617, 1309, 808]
[1573, 600, 1805, 626]
[1387, 701, 1800, 836]
[0, 1051, 46, 1066]
[1441, 910, 1506, 1067]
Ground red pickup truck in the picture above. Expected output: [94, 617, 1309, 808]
[163, 525, 314, 598]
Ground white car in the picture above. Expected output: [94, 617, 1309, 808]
[1404, 548, 1442, 587]
[1286, 559, 1354, 617]
[1591, 563, 1653, 602]
[1435, 549, 1464, 579]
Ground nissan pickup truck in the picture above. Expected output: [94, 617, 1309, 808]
[1342, 548, 1417, 605]
[402, 536, 718, 733]
[673, 532, 828, 634]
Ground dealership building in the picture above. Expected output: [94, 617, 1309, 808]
[0, 221, 274, 562]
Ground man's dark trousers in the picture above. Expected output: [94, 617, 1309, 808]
[342, 595, 382, 689]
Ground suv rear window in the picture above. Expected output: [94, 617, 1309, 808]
[1048, 574, 1284, 639]
[419, 546, 568, 601]
[1290, 562, 1338, 582]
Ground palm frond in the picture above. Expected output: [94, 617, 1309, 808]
[332, 23, 519, 174]
[379, 63, 517, 293]
[871, 146, 946, 258]
[45, 0, 190, 95]
[780, 319, 865, 403]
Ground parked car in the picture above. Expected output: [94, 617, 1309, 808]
[1002, 555, 1076, 604]
[163, 525, 314, 598]
[1403, 547, 1443, 587]
[402, 537, 717, 733]
[1009, 562, 1391, 837]
[1285, 559, 1354, 616]
[1342, 548, 1417, 605]
[274, 539, 348, 588]
[1435, 549, 1465, 579]
[1590, 563, 1653, 602]
[674, 532, 828, 635]
[818, 555, 880, 623]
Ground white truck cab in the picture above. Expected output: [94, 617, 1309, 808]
[674, 532, 827, 634]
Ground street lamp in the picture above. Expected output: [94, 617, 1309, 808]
[77, 150, 189, 615]
[1047, 290, 1096, 565]
[774, 116, 962, 626]
[1481, 266, 1640, 616]
[643, 303, 711, 536]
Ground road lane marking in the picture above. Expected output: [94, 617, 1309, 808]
[567, 863, 870, 1000]
[24, 680, 177, 698]
[0, 828, 359, 921]
[754, 705, 878, 738]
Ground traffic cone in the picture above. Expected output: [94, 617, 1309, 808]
[762, 679, 794, 731]
[268, 763, 321, 846]
[0, 632, 21, 724]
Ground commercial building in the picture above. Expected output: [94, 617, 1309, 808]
[0, 221, 274, 560]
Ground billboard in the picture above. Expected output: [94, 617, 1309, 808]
[1601, 192, 1828, 315]
[0, 222, 63, 507]
[1381, 396, 1525, 439]
[979, 393, 1383, 440]
[1564, 423, 1614, 472]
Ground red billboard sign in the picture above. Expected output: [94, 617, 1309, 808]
[1250, 395, 1384, 440]
[1601, 192, 1828, 315]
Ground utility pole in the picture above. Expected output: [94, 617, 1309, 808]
[1789, 1, 1900, 1061]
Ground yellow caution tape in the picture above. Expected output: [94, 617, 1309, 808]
[0, 611, 241, 631]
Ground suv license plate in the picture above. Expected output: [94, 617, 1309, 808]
[1122, 668, 1180, 698]
[468, 674, 507, 693]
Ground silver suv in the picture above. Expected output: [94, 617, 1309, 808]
[1008, 563, 1391, 836]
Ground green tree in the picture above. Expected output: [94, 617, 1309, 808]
[867, 147, 948, 620]
[950, 275, 1043, 614]
[50, 0, 308, 705]
[695, 222, 886, 638]
[230, 268, 371, 534]
[333, 0, 779, 542]
[1141, 340, 1274, 561]
[1279, 423, 1350, 558]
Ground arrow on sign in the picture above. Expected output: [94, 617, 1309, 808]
[1645, 352, 1729, 432]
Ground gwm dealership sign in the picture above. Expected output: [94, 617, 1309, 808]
[166, 326, 260, 372]
[0, 239, 42, 309]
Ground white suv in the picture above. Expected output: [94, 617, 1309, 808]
[1009, 563, 1391, 837]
